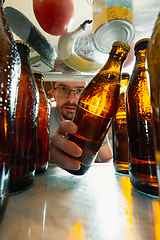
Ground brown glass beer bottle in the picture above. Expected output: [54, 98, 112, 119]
[66, 41, 130, 175]
[126, 38, 158, 196]
[112, 72, 130, 174]
[33, 71, 50, 174]
[9, 40, 39, 194]
[0, 0, 21, 222]
[147, 13, 160, 196]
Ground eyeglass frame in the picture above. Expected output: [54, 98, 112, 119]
[54, 86, 84, 99]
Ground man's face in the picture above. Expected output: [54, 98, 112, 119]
[52, 81, 86, 120]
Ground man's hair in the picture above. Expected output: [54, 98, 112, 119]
[51, 81, 88, 89]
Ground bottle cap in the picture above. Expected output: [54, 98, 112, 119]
[134, 38, 149, 50]
[15, 40, 30, 50]
[33, 71, 44, 77]
[112, 41, 131, 52]
[122, 72, 130, 78]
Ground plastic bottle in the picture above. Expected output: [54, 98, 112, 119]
[33, 71, 50, 174]
[112, 72, 130, 174]
[9, 40, 39, 194]
[66, 41, 130, 175]
[126, 38, 158, 197]
[0, 0, 21, 222]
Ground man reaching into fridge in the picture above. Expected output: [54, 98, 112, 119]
[49, 81, 113, 171]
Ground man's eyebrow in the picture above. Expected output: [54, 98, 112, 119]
[56, 84, 68, 87]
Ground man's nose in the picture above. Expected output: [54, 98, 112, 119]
[68, 90, 76, 98]
[67, 90, 77, 102]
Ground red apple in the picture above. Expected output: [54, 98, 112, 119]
[33, 0, 74, 36]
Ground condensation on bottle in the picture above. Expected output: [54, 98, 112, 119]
[33, 71, 50, 174]
[0, 0, 21, 222]
[126, 38, 158, 197]
[147, 12, 160, 197]
[9, 40, 39, 194]
[112, 72, 130, 174]
[66, 41, 130, 175]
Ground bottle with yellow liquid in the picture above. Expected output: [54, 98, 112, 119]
[66, 41, 130, 175]
[33, 71, 50, 174]
[10, 41, 39, 194]
[126, 38, 158, 197]
[112, 72, 130, 174]
[0, 0, 21, 222]
[147, 12, 160, 197]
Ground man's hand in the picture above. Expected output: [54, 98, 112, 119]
[49, 120, 82, 170]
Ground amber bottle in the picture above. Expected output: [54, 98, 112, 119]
[147, 13, 160, 196]
[126, 38, 158, 196]
[112, 72, 130, 174]
[33, 71, 50, 174]
[66, 41, 130, 175]
[9, 40, 39, 194]
[0, 0, 21, 222]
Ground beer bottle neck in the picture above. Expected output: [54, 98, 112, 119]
[134, 40, 149, 69]
[102, 46, 129, 73]
[135, 48, 147, 69]
[120, 75, 129, 94]
[18, 51, 30, 72]
[153, 12, 160, 31]
[0, 3, 14, 59]
[1, 3, 14, 44]
[35, 76, 45, 94]
[0, 2, 7, 39]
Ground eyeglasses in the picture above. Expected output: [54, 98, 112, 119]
[54, 87, 84, 99]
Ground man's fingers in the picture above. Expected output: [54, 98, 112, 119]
[50, 147, 81, 170]
[49, 120, 82, 171]
[50, 133, 82, 157]
[58, 120, 78, 135]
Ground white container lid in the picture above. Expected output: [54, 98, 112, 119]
[93, 19, 135, 53]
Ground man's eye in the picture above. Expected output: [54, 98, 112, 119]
[60, 87, 68, 92]
[77, 89, 84, 94]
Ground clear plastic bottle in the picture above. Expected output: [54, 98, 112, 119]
[66, 41, 130, 175]
[33, 71, 50, 174]
[112, 72, 129, 174]
[9, 40, 39, 194]
[126, 38, 158, 197]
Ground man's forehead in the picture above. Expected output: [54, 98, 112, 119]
[55, 81, 86, 88]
